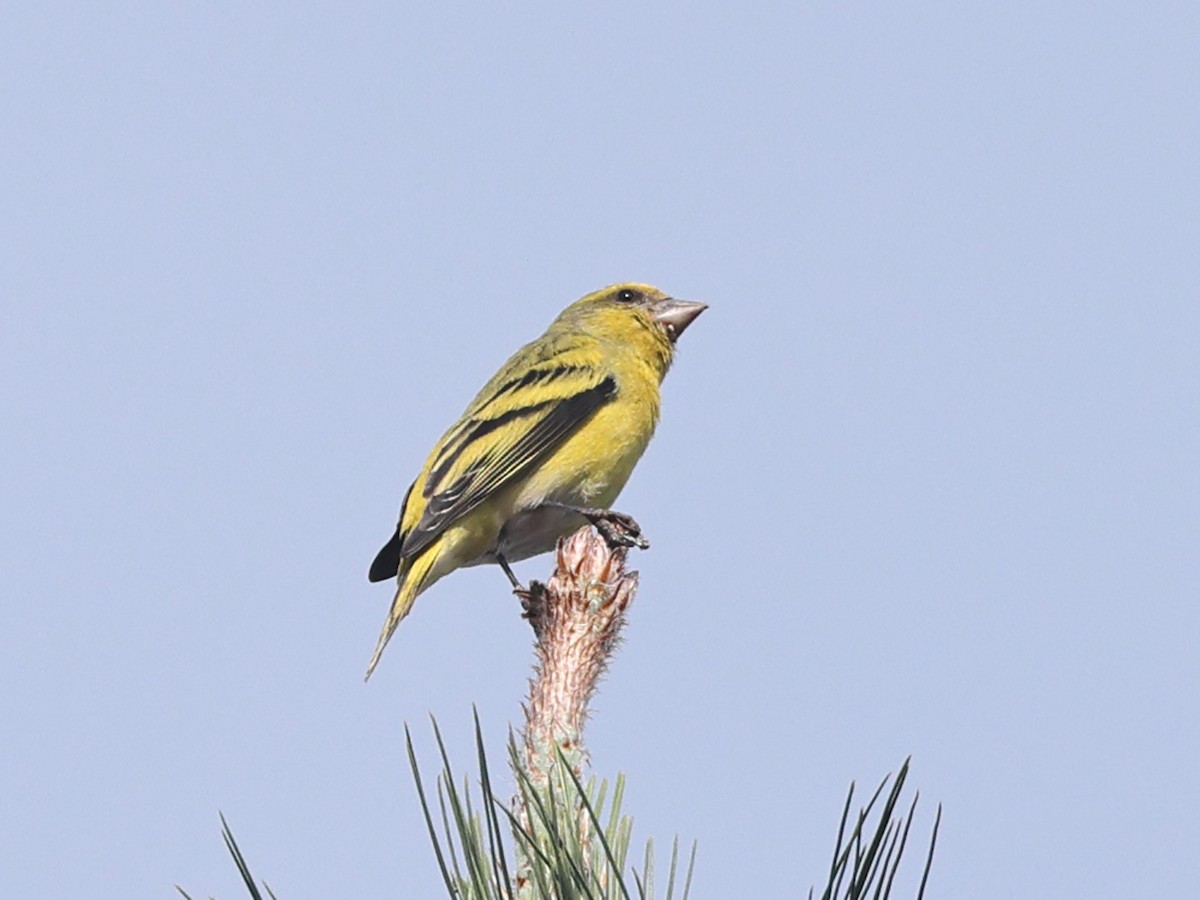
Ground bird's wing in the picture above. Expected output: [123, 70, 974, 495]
[398, 359, 617, 560]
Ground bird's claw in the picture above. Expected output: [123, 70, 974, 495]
[577, 508, 650, 551]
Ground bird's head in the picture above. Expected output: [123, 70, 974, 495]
[558, 283, 707, 367]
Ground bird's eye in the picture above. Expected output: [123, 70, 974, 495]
[616, 288, 638, 303]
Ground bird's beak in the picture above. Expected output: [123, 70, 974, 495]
[651, 298, 708, 343]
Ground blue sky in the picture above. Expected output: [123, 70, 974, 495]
[3, 3, 1197, 897]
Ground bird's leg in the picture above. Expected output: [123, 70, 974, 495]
[545, 503, 651, 550]
[497, 553, 524, 590]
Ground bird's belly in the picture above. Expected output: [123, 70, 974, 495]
[489, 504, 590, 563]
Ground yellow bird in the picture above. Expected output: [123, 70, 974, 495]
[365, 283, 706, 679]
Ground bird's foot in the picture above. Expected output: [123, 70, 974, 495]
[517, 580, 545, 620]
[549, 504, 650, 551]
[591, 510, 650, 550]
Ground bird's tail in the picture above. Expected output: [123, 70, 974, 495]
[364, 548, 440, 681]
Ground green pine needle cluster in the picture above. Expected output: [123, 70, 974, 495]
[814, 758, 941, 900]
[181, 719, 938, 899]
[407, 712, 696, 900]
